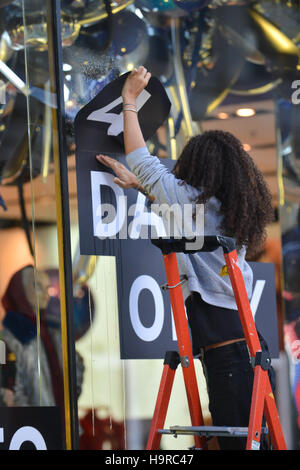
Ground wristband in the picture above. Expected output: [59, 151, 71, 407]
[137, 184, 149, 197]
[123, 103, 137, 109]
[123, 103, 137, 108]
[123, 108, 138, 114]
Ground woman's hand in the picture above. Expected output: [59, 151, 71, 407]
[122, 66, 151, 102]
[96, 154, 139, 189]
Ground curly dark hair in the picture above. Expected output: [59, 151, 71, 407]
[172, 130, 274, 258]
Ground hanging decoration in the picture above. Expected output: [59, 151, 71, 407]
[180, 9, 245, 121]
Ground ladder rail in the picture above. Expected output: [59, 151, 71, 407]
[224, 249, 261, 357]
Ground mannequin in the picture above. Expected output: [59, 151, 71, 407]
[1, 265, 84, 409]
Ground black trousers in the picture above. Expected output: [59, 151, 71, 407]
[185, 292, 275, 450]
[200, 338, 276, 450]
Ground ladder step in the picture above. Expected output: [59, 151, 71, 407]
[159, 425, 269, 438]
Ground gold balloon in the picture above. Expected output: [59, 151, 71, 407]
[249, 8, 300, 64]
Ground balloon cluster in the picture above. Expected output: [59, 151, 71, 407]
[0, 0, 299, 183]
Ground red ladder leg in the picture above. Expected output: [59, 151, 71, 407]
[264, 380, 287, 450]
[162, 252, 206, 450]
[224, 249, 287, 450]
[224, 250, 261, 356]
[246, 366, 267, 450]
[146, 351, 179, 450]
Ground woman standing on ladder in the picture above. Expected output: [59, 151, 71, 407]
[96, 66, 275, 450]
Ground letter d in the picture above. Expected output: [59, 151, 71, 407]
[91, 171, 126, 238]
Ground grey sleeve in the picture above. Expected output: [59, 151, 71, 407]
[126, 146, 197, 206]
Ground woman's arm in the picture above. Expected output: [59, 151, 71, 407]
[96, 66, 155, 198]
[96, 67, 194, 206]
[121, 66, 151, 155]
[96, 153, 155, 202]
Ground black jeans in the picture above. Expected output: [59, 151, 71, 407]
[200, 337, 276, 450]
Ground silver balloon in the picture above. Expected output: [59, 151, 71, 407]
[3, 4, 81, 51]
[113, 10, 150, 73]
[143, 29, 174, 84]
[218, 22, 265, 65]
[216, 3, 300, 68]
[63, 9, 150, 77]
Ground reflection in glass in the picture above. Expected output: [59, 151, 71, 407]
[3, 2, 80, 51]
[276, 97, 300, 449]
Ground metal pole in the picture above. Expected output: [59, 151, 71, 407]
[46, 0, 79, 450]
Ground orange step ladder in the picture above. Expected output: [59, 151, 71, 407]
[146, 236, 287, 451]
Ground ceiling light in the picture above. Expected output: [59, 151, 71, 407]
[217, 112, 229, 119]
[63, 63, 72, 72]
[235, 107, 256, 117]
[243, 143, 252, 151]
[65, 99, 75, 108]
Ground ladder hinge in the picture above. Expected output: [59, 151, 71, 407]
[180, 355, 190, 368]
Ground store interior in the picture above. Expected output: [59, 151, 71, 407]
[0, 0, 299, 450]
